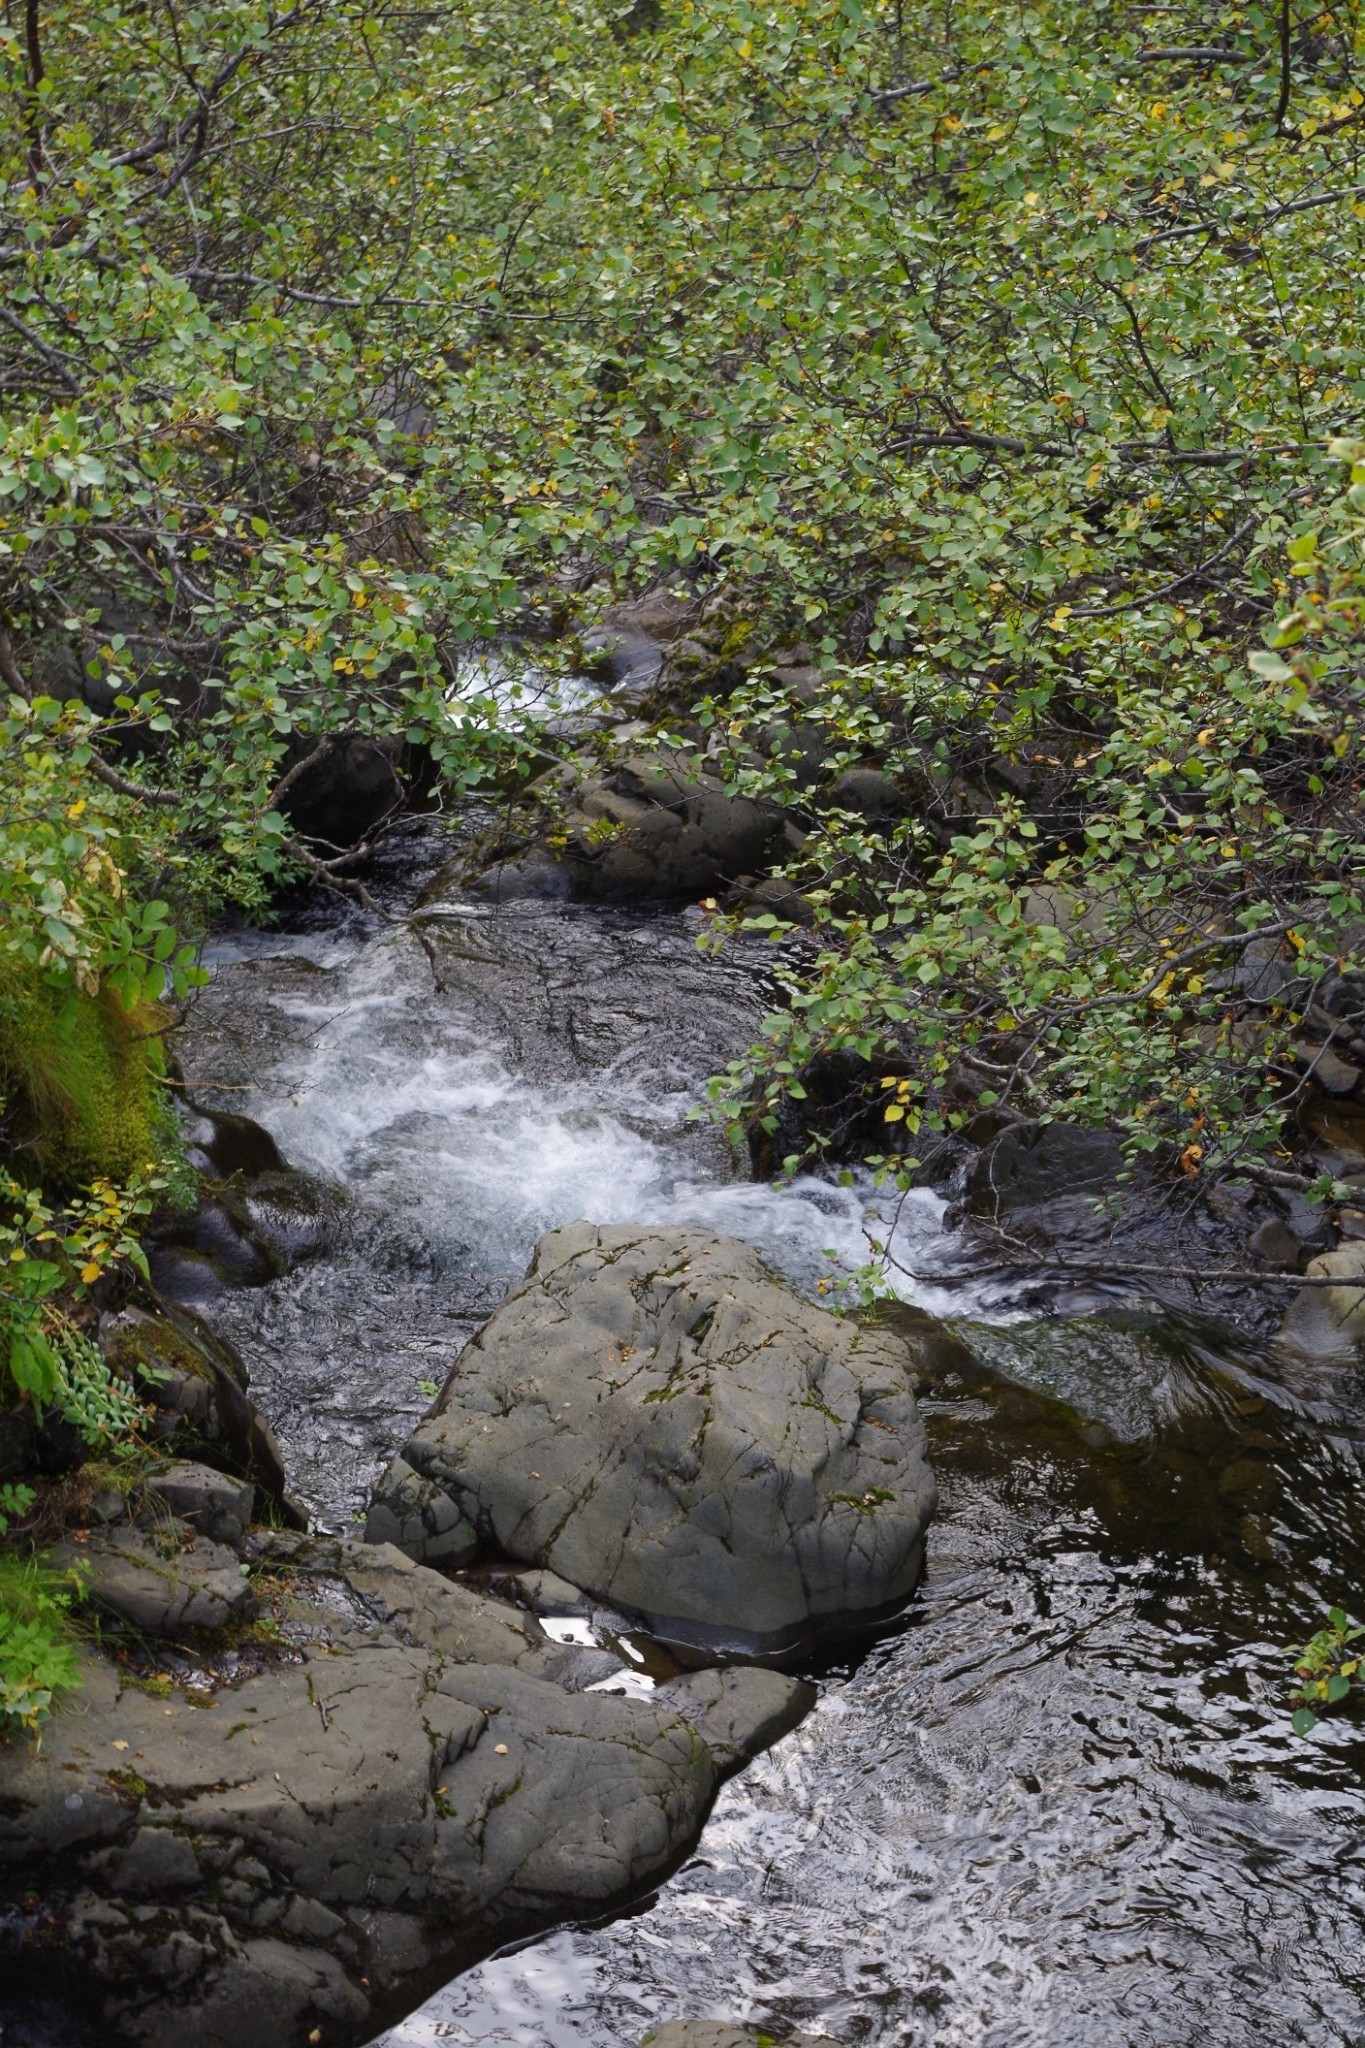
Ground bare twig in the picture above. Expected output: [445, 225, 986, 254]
[893, 1247, 1361, 1288]
[0, 305, 80, 394]
[0, 623, 32, 701]
[1273, 0, 1293, 130]
[1070, 516, 1258, 618]
[84, 755, 181, 806]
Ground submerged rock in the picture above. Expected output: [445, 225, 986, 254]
[968, 1121, 1126, 1218]
[371, 1223, 937, 1649]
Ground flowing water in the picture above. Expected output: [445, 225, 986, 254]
[177, 828, 1365, 2048]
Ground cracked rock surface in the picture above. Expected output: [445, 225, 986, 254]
[0, 1531, 734, 2048]
[371, 1223, 937, 1647]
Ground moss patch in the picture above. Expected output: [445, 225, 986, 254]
[102, 1319, 214, 1390]
[0, 966, 172, 1188]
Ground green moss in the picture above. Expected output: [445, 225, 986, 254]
[0, 964, 174, 1187]
[101, 1320, 212, 1389]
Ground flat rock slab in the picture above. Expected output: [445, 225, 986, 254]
[0, 1536, 717, 2048]
[53, 1527, 257, 1634]
[372, 1223, 937, 1649]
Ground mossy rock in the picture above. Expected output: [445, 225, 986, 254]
[0, 965, 173, 1187]
[102, 1314, 223, 1393]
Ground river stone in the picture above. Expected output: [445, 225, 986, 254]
[52, 1527, 257, 1634]
[557, 750, 774, 902]
[655, 1667, 815, 1772]
[1276, 1239, 1365, 1360]
[0, 1537, 719, 2048]
[363, 1452, 478, 1564]
[149, 1462, 254, 1547]
[373, 1223, 937, 1648]
[968, 1121, 1125, 1216]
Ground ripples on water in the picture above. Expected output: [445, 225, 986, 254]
[180, 840, 1365, 2048]
[187, 888, 979, 1526]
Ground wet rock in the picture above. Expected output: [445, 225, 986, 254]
[507, 1568, 595, 1617]
[540, 1644, 633, 1692]
[0, 1406, 35, 1484]
[580, 622, 664, 706]
[363, 1453, 478, 1565]
[828, 766, 914, 824]
[277, 732, 404, 850]
[374, 1222, 937, 1649]
[968, 1122, 1125, 1217]
[1263, 1190, 1335, 1263]
[53, 1528, 257, 1635]
[183, 1109, 288, 1181]
[721, 874, 815, 927]
[1296, 1043, 1363, 1097]
[1249, 1218, 1310, 1272]
[145, 1245, 236, 1304]
[149, 1463, 254, 1548]
[0, 1538, 722, 2048]
[240, 1170, 344, 1267]
[99, 1305, 298, 1520]
[126, 1935, 370, 2048]
[1276, 1240, 1365, 1361]
[148, 1171, 343, 1300]
[557, 750, 774, 902]
[598, 586, 703, 644]
[656, 1667, 815, 1772]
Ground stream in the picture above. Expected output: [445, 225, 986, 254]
[177, 825, 1365, 2048]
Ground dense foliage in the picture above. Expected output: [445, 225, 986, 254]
[2, 0, 1364, 1727]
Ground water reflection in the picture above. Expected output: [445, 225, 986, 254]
[181, 851, 1365, 2047]
[372, 1333, 1365, 2046]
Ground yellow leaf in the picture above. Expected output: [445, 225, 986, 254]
[65, 799, 87, 819]
[80, 1261, 102, 1284]
[883, 1104, 905, 1122]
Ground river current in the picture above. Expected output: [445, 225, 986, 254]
[176, 826, 1365, 2048]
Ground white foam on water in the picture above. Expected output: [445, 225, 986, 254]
[211, 926, 978, 1313]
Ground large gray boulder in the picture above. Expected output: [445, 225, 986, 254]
[468, 746, 775, 905]
[0, 1533, 723, 2048]
[369, 1224, 937, 1649]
